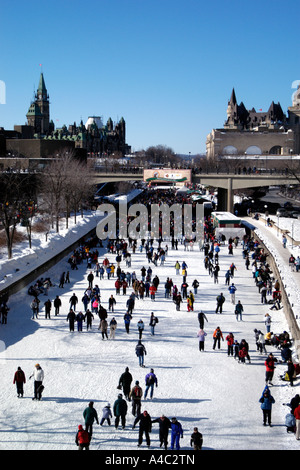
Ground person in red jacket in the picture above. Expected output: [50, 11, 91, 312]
[149, 284, 157, 301]
[75, 424, 91, 450]
[265, 353, 277, 386]
[293, 404, 300, 440]
[226, 333, 234, 356]
[13, 366, 26, 398]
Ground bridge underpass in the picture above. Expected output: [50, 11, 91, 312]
[91, 172, 299, 212]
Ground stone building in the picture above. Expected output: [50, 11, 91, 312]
[206, 87, 298, 159]
[0, 72, 131, 168]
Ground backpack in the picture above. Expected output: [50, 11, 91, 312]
[133, 386, 142, 398]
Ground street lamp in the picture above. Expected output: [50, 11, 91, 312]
[264, 205, 268, 226]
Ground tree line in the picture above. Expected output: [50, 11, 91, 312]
[0, 151, 94, 259]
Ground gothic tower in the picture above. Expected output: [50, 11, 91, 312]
[26, 72, 50, 134]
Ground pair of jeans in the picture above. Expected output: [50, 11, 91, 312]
[144, 384, 154, 399]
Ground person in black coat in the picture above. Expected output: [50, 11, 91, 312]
[133, 410, 152, 447]
[198, 311, 208, 329]
[151, 415, 171, 450]
[54, 296, 61, 316]
[67, 309, 76, 332]
[44, 299, 52, 319]
[118, 367, 133, 401]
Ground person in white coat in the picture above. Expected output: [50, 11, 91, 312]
[29, 363, 44, 400]
[197, 329, 207, 351]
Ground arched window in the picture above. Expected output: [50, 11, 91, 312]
[245, 145, 262, 155]
[222, 145, 238, 155]
[269, 146, 282, 155]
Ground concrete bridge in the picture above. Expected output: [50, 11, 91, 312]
[91, 171, 299, 212]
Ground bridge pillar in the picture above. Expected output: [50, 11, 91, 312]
[216, 178, 234, 213]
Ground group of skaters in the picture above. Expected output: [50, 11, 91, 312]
[20, 189, 299, 448]
[75, 366, 203, 450]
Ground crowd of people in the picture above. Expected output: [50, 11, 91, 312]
[12, 186, 298, 450]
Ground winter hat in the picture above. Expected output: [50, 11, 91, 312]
[118, 393, 123, 398]
[135, 380, 139, 385]
[107, 403, 111, 407]
[78, 425, 83, 430]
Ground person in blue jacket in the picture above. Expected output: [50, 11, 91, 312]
[259, 386, 275, 426]
[170, 417, 183, 450]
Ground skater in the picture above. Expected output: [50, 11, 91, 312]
[87, 271, 94, 289]
[108, 294, 116, 312]
[76, 311, 85, 332]
[29, 363, 44, 401]
[226, 332, 234, 356]
[135, 340, 147, 367]
[228, 283, 236, 304]
[83, 401, 99, 437]
[109, 317, 117, 339]
[59, 272, 65, 288]
[294, 403, 300, 439]
[235, 300, 243, 321]
[212, 327, 224, 350]
[265, 313, 272, 333]
[53, 295, 62, 316]
[151, 415, 171, 450]
[13, 366, 26, 398]
[75, 424, 90, 450]
[149, 312, 158, 335]
[84, 309, 94, 330]
[137, 319, 144, 339]
[144, 368, 158, 400]
[133, 410, 152, 448]
[67, 309, 76, 332]
[198, 311, 208, 329]
[259, 386, 275, 426]
[113, 393, 128, 429]
[70, 293, 78, 311]
[124, 311, 132, 334]
[265, 353, 277, 386]
[170, 417, 183, 450]
[44, 299, 52, 319]
[118, 367, 133, 401]
[197, 328, 207, 351]
[99, 318, 108, 339]
[190, 427, 203, 450]
[100, 403, 112, 426]
[129, 380, 143, 417]
[215, 293, 225, 313]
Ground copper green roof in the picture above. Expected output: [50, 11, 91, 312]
[37, 73, 47, 94]
[27, 102, 42, 116]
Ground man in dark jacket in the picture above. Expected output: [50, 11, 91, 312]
[113, 394, 128, 429]
[133, 410, 152, 448]
[54, 295, 62, 316]
[151, 415, 171, 450]
[83, 401, 99, 437]
[118, 367, 133, 401]
[44, 299, 52, 319]
[215, 293, 225, 313]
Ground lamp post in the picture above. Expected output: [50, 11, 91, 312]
[264, 205, 268, 226]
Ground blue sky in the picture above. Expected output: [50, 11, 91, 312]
[1, 0, 299, 154]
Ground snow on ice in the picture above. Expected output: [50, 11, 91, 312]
[0, 211, 299, 451]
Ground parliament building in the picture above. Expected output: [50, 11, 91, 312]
[0, 72, 131, 169]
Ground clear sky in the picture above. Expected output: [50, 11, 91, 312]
[1, 0, 299, 155]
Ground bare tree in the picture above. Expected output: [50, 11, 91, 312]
[0, 171, 37, 258]
[41, 151, 93, 232]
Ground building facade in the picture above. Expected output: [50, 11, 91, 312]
[0, 72, 131, 167]
[206, 87, 300, 159]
